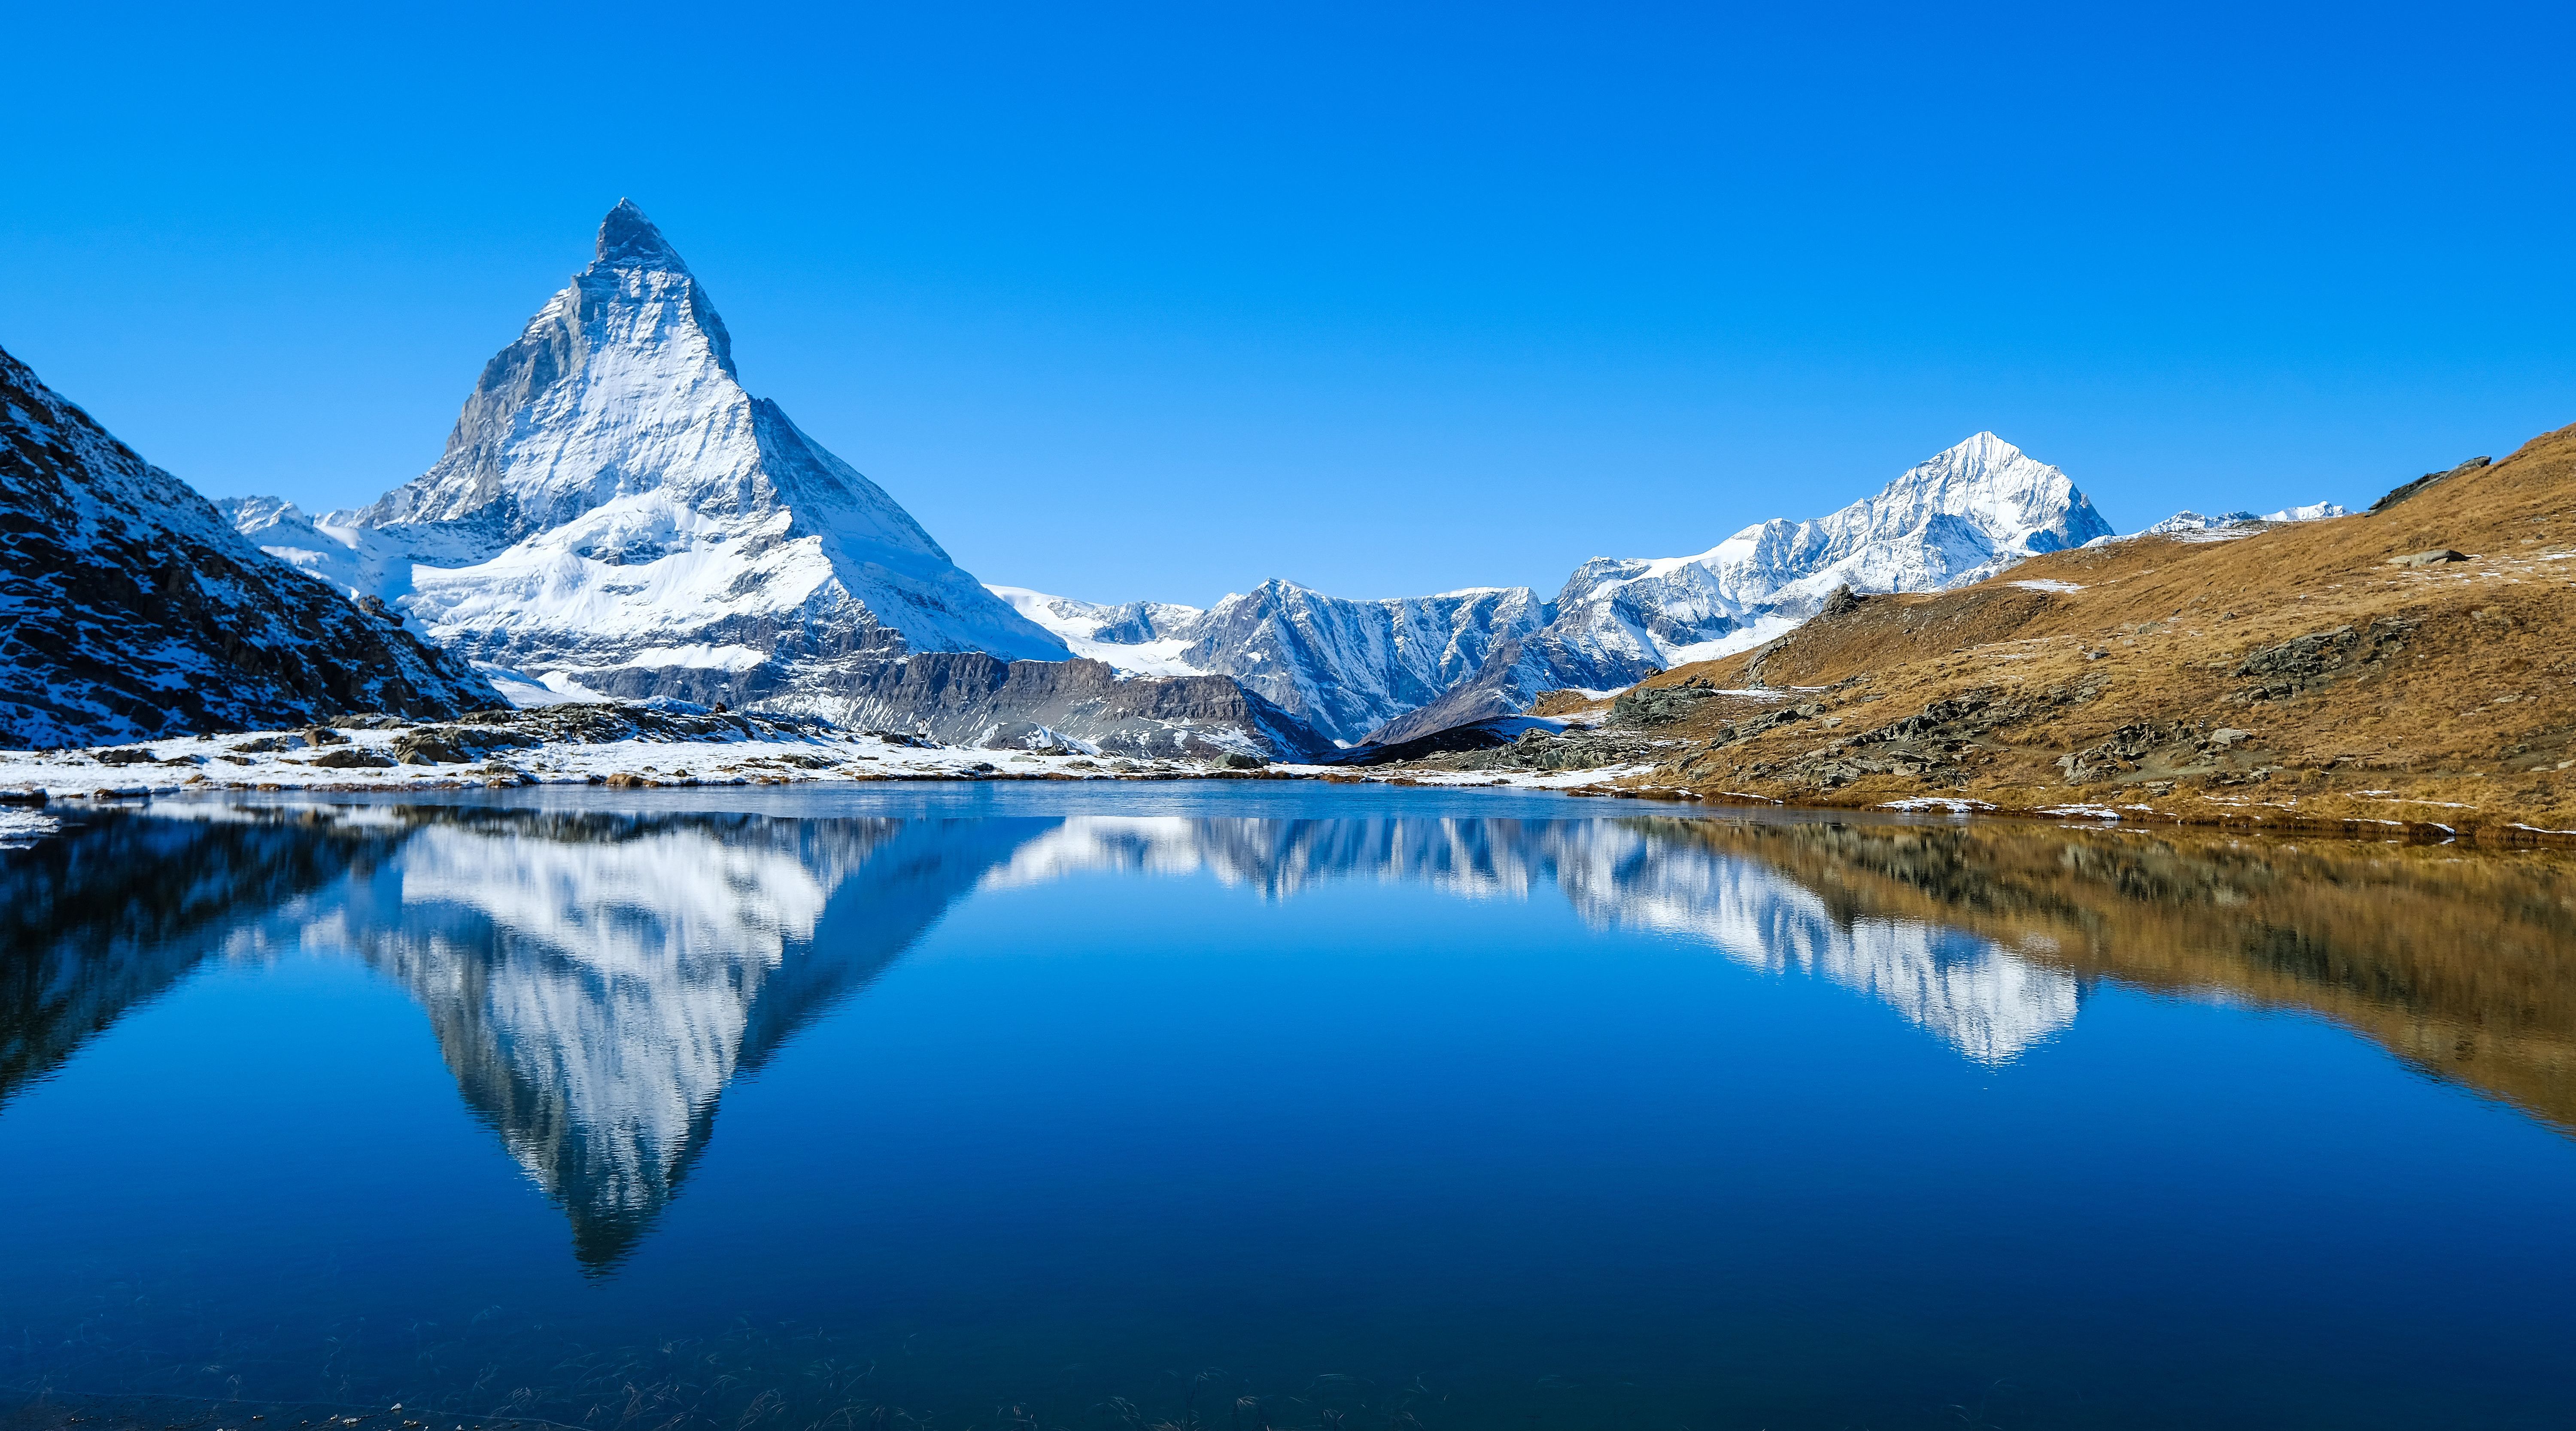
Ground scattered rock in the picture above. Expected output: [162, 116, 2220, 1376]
[301, 726, 352, 747]
[2388, 549, 2468, 568]
[602, 771, 659, 789]
[2233, 619, 2412, 702]
[94, 749, 156, 766]
[310, 747, 397, 769]
[1218, 752, 1269, 769]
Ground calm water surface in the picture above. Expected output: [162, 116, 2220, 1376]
[3, 784, 2572, 1430]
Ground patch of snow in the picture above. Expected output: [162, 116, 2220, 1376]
[2038, 804, 2126, 820]
[1880, 797, 1996, 813]
[0, 809, 58, 848]
[2008, 579, 2084, 593]
[474, 663, 612, 708]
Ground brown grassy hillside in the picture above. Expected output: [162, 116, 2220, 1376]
[1604, 420, 2576, 839]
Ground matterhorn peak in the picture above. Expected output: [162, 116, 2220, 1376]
[242, 204, 1066, 714]
[592, 197, 686, 272]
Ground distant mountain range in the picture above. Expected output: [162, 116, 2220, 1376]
[0, 200, 2343, 755]
[999, 432, 2117, 744]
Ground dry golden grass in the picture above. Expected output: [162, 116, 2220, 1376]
[1637, 816, 2576, 1130]
[1621, 421, 2576, 840]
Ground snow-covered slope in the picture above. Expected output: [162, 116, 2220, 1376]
[234, 201, 1066, 714]
[1005, 433, 2111, 746]
[0, 343, 498, 749]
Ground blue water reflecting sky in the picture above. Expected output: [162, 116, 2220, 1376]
[2, 786, 2570, 1429]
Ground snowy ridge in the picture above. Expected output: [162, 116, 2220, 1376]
[231, 201, 1066, 717]
[2091, 501, 2351, 546]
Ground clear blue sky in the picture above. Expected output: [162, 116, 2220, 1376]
[4, 2, 2570, 606]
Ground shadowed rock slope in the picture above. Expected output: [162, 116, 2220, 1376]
[0, 345, 498, 749]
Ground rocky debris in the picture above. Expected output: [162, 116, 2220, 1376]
[301, 726, 351, 747]
[0, 343, 498, 750]
[2369, 457, 2489, 514]
[1614, 682, 1725, 726]
[394, 727, 537, 766]
[1461, 726, 1651, 773]
[836, 653, 1334, 761]
[2388, 549, 2468, 568]
[228, 735, 295, 753]
[2233, 619, 2413, 702]
[310, 747, 397, 769]
[1669, 683, 2121, 792]
[93, 749, 157, 766]
[2055, 720, 2196, 784]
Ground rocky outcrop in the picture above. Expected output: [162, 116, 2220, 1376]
[0, 344, 499, 750]
[835, 654, 1336, 760]
[2369, 456, 2489, 514]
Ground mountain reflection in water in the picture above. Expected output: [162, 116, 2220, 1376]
[5, 800, 2571, 1273]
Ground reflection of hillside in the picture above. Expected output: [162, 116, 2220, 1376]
[0, 808, 401, 1109]
[1644, 818, 2576, 1132]
[319, 811, 1049, 1270]
[987, 816, 2078, 1061]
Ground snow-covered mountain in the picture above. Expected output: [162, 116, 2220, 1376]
[1002, 433, 2111, 746]
[231, 201, 1066, 714]
[996, 580, 1614, 746]
[0, 343, 497, 750]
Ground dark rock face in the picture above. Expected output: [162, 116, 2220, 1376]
[2369, 457, 2488, 514]
[836, 654, 1336, 761]
[0, 344, 499, 749]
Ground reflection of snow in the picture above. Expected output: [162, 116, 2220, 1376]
[985, 815, 2080, 1063]
[268, 813, 988, 1266]
[398, 824, 830, 972]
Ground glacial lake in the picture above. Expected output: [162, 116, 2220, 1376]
[3, 785, 2573, 1431]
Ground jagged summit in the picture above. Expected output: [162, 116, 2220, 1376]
[240, 202, 1065, 713]
[593, 197, 687, 271]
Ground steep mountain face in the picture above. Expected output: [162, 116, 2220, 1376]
[1005, 433, 2111, 746]
[235, 201, 1066, 714]
[0, 344, 497, 750]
